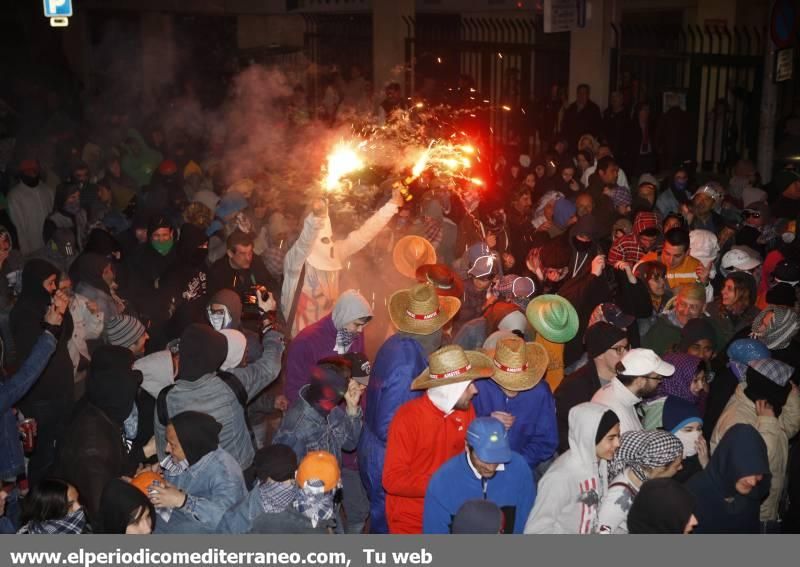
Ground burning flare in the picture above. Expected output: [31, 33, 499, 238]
[324, 143, 365, 192]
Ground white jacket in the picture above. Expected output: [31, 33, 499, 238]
[591, 378, 643, 434]
[524, 402, 611, 534]
[7, 181, 54, 256]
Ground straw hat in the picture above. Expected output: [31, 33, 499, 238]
[526, 294, 579, 344]
[388, 283, 461, 335]
[393, 235, 437, 279]
[411, 344, 494, 390]
[484, 337, 549, 391]
[416, 263, 464, 299]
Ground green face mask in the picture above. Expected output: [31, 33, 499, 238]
[152, 239, 174, 256]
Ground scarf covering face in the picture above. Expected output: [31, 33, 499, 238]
[19, 508, 87, 534]
[657, 353, 704, 405]
[293, 479, 336, 528]
[19, 259, 59, 307]
[607, 430, 684, 483]
[304, 365, 348, 415]
[160, 453, 190, 476]
[259, 480, 299, 514]
[750, 306, 800, 350]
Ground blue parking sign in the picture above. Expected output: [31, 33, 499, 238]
[43, 0, 73, 18]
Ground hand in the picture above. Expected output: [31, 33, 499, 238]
[490, 411, 515, 430]
[311, 199, 327, 218]
[86, 301, 99, 315]
[344, 380, 363, 414]
[135, 462, 160, 476]
[756, 399, 775, 418]
[52, 290, 70, 315]
[147, 480, 186, 509]
[0, 489, 7, 517]
[143, 436, 157, 459]
[695, 262, 711, 284]
[591, 254, 606, 277]
[485, 233, 497, 249]
[391, 187, 405, 207]
[718, 226, 736, 247]
[502, 252, 515, 271]
[680, 203, 694, 224]
[256, 288, 277, 313]
[696, 436, 709, 469]
[274, 394, 289, 412]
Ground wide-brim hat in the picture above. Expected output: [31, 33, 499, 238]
[393, 235, 437, 279]
[388, 283, 461, 335]
[416, 263, 464, 299]
[526, 294, 579, 344]
[411, 345, 494, 390]
[484, 337, 549, 391]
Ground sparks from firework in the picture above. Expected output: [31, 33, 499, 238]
[323, 142, 366, 192]
[404, 141, 482, 187]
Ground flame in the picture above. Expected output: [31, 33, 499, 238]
[470, 178, 484, 186]
[412, 150, 430, 179]
[324, 143, 364, 192]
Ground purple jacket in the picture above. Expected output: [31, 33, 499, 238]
[284, 314, 366, 404]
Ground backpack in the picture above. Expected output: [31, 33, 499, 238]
[156, 371, 257, 449]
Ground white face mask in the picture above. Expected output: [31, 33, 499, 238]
[675, 429, 701, 458]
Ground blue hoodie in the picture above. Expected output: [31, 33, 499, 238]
[423, 451, 535, 534]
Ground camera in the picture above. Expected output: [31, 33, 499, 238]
[241, 285, 262, 321]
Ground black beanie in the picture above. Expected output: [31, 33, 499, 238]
[584, 322, 627, 359]
[745, 367, 791, 417]
[595, 410, 620, 445]
[170, 411, 222, 466]
[254, 444, 298, 482]
[678, 318, 717, 352]
[766, 283, 797, 308]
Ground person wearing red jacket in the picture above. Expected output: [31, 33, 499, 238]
[382, 345, 494, 534]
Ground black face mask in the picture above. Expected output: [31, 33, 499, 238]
[573, 236, 592, 253]
[21, 175, 40, 187]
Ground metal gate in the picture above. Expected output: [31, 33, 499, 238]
[610, 25, 765, 173]
[404, 15, 570, 155]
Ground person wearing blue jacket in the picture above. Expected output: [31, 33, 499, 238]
[357, 283, 461, 533]
[472, 337, 558, 478]
[423, 417, 535, 534]
[0, 291, 67, 533]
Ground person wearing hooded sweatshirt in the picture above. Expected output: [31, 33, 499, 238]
[281, 192, 402, 337]
[162, 223, 210, 338]
[656, 166, 693, 218]
[43, 183, 88, 254]
[273, 358, 363, 466]
[127, 215, 178, 314]
[627, 478, 698, 534]
[711, 358, 800, 523]
[0, 225, 22, 355]
[154, 323, 285, 471]
[383, 345, 491, 534]
[359, 284, 461, 533]
[607, 211, 660, 265]
[524, 403, 621, 534]
[7, 160, 54, 256]
[150, 411, 246, 534]
[54, 346, 155, 527]
[687, 423, 771, 533]
[10, 260, 75, 485]
[74, 252, 124, 322]
[284, 290, 372, 404]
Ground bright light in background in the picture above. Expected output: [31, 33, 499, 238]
[324, 143, 365, 192]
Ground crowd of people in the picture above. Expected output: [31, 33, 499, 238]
[2, 72, 800, 537]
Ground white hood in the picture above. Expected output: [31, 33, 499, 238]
[427, 380, 473, 416]
[567, 402, 610, 470]
[307, 215, 342, 271]
[134, 350, 175, 398]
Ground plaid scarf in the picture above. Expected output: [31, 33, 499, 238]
[259, 480, 299, 514]
[18, 508, 87, 534]
[423, 217, 443, 249]
[334, 328, 359, 355]
[294, 480, 336, 528]
[607, 430, 684, 483]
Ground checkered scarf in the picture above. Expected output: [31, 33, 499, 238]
[294, 479, 336, 528]
[423, 217, 443, 249]
[263, 246, 286, 279]
[607, 430, 683, 483]
[751, 306, 800, 349]
[259, 479, 299, 514]
[18, 508, 87, 534]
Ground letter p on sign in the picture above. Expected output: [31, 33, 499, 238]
[43, 0, 73, 17]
